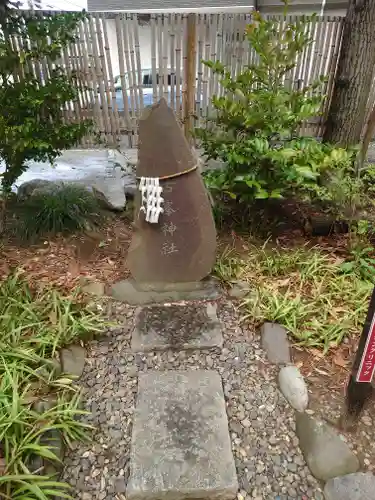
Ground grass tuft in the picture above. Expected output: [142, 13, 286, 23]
[215, 244, 372, 352]
[0, 272, 104, 499]
[12, 184, 104, 242]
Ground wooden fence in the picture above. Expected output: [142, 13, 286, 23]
[8, 11, 362, 149]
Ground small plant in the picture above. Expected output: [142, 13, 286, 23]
[214, 246, 246, 285]
[196, 2, 357, 205]
[219, 243, 373, 351]
[13, 184, 103, 242]
[0, 272, 103, 499]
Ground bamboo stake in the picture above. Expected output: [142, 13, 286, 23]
[122, 14, 136, 119]
[132, 14, 144, 111]
[157, 15, 163, 100]
[115, 14, 132, 142]
[150, 14, 158, 103]
[196, 14, 204, 120]
[184, 13, 197, 141]
[208, 14, 218, 109]
[202, 15, 210, 118]
[162, 15, 169, 102]
[89, 14, 111, 141]
[214, 13, 224, 99]
[95, 13, 117, 145]
[175, 14, 183, 117]
[102, 14, 121, 143]
[170, 14, 176, 111]
[127, 14, 139, 116]
[83, 17, 104, 140]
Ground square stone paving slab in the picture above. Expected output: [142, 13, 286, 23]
[127, 370, 238, 500]
[131, 302, 223, 352]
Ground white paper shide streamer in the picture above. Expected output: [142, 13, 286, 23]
[139, 177, 164, 223]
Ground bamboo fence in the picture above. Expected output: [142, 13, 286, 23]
[9, 11, 375, 149]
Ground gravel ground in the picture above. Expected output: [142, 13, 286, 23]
[62, 299, 324, 500]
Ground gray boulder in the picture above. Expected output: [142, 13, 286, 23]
[278, 365, 308, 411]
[324, 472, 375, 500]
[59, 344, 86, 378]
[17, 178, 126, 212]
[296, 412, 360, 481]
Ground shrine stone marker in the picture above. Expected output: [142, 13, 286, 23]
[111, 99, 217, 303]
[126, 370, 238, 500]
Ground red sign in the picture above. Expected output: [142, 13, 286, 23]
[357, 311, 375, 383]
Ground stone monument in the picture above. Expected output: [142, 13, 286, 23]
[111, 98, 218, 304]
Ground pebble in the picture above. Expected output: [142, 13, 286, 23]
[61, 301, 323, 499]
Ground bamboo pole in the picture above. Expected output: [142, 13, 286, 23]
[157, 15, 163, 100]
[132, 14, 144, 110]
[122, 14, 136, 118]
[196, 14, 204, 120]
[162, 15, 169, 102]
[115, 14, 132, 142]
[127, 14, 139, 115]
[170, 14, 176, 111]
[175, 14, 183, 117]
[102, 14, 121, 143]
[183, 13, 197, 141]
[214, 13, 224, 99]
[150, 14, 158, 103]
[202, 15, 210, 118]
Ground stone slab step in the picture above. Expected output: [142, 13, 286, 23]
[131, 302, 223, 352]
[127, 370, 238, 500]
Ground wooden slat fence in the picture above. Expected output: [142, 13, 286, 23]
[9, 11, 375, 148]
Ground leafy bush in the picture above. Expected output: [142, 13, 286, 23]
[0, 10, 93, 196]
[196, 5, 356, 204]
[0, 272, 103, 499]
[13, 184, 103, 242]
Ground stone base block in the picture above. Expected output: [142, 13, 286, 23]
[127, 370, 238, 500]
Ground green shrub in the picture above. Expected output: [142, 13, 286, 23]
[196, 4, 357, 204]
[0, 272, 103, 499]
[14, 184, 103, 242]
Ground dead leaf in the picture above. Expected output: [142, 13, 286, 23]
[333, 352, 349, 369]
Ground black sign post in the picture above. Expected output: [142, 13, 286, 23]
[340, 286, 375, 429]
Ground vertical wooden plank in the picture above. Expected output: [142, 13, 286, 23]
[150, 14, 158, 103]
[184, 13, 197, 141]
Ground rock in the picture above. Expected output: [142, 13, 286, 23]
[126, 370, 238, 500]
[17, 177, 126, 212]
[17, 179, 62, 199]
[261, 323, 291, 365]
[324, 472, 375, 500]
[278, 365, 308, 412]
[33, 395, 58, 413]
[111, 277, 221, 305]
[60, 345, 86, 378]
[131, 302, 223, 351]
[228, 280, 250, 299]
[127, 98, 217, 283]
[82, 281, 106, 297]
[295, 412, 360, 481]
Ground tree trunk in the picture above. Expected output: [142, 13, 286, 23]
[323, 0, 375, 147]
